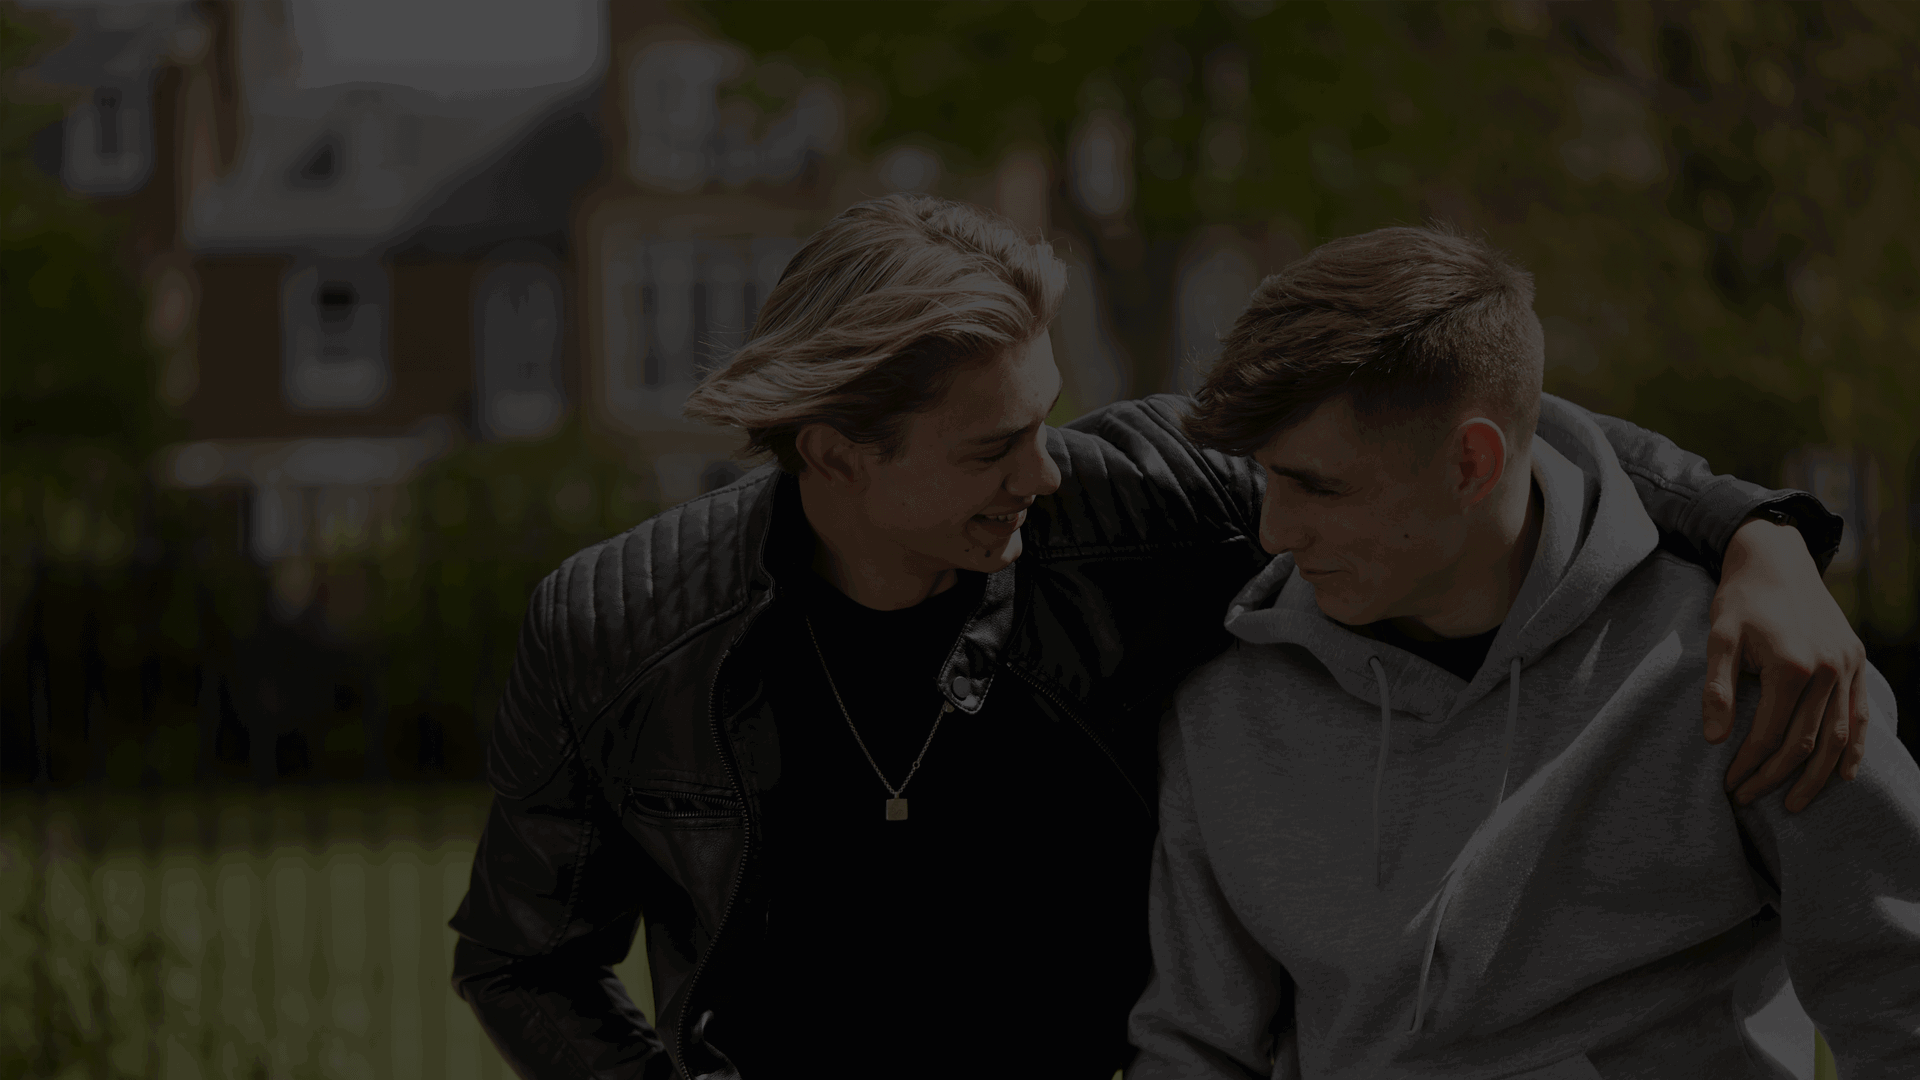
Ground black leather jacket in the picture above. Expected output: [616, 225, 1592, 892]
[449, 395, 1837, 1080]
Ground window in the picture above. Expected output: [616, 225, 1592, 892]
[62, 81, 153, 196]
[281, 258, 389, 411]
[474, 263, 567, 440]
[625, 39, 842, 192]
[289, 133, 342, 188]
[601, 233, 798, 430]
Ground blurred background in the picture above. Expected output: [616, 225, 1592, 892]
[2, 1, 1914, 1076]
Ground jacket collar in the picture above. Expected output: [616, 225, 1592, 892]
[741, 468, 1017, 716]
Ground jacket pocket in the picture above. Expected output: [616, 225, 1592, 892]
[620, 781, 745, 941]
[623, 782, 741, 830]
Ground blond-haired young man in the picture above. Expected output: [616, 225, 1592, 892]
[451, 197, 1867, 1080]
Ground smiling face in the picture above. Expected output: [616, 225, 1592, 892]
[853, 330, 1065, 575]
[1254, 395, 1471, 626]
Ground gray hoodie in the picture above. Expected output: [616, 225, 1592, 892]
[1127, 408, 1919, 1079]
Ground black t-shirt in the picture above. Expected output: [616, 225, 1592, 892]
[708, 566, 1153, 1079]
[1362, 619, 1501, 683]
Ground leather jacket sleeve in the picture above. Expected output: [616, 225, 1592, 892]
[1545, 395, 1843, 576]
[449, 573, 675, 1080]
[1132, 391, 1840, 577]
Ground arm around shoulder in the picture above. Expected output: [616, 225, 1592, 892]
[1058, 395, 1266, 544]
[1556, 396, 1869, 804]
[1553, 395, 1841, 575]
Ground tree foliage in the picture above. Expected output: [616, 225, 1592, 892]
[696, 0, 1919, 628]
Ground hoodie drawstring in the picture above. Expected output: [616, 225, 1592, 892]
[1493, 657, 1521, 811]
[1367, 656, 1391, 890]
[1409, 656, 1524, 1034]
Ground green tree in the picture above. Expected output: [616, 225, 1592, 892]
[696, 0, 1919, 630]
[2, 4, 179, 608]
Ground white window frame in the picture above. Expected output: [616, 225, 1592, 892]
[474, 262, 568, 440]
[280, 256, 390, 412]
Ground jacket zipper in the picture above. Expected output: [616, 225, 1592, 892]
[1006, 663, 1153, 817]
[624, 789, 735, 820]
[673, 626, 756, 1079]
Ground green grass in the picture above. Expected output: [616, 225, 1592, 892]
[1, 787, 1838, 1079]
[0, 785, 654, 1080]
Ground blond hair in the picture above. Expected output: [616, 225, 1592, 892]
[682, 194, 1067, 472]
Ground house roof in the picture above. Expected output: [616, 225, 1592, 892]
[183, 2, 608, 258]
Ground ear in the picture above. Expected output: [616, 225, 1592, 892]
[1449, 418, 1508, 508]
[795, 422, 866, 486]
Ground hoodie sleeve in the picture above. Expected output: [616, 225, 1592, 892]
[1732, 664, 1920, 1077]
[1129, 707, 1295, 1080]
[1541, 394, 1843, 577]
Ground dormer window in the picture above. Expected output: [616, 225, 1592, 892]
[318, 282, 357, 328]
[290, 134, 341, 189]
[282, 257, 388, 411]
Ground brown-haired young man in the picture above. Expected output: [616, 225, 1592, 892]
[1129, 226, 1918, 1079]
[450, 197, 1868, 1080]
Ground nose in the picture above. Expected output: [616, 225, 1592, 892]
[1007, 428, 1062, 500]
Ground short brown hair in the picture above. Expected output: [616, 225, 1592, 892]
[1183, 225, 1545, 457]
[682, 194, 1066, 473]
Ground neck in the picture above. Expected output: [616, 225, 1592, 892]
[1391, 471, 1542, 641]
[798, 472, 957, 610]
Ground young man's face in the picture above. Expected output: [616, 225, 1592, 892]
[857, 330, 1064, 574]
[1253, 395, 1467, 626]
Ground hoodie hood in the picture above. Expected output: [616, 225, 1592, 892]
[1222, 397, 1661, 724]
[1217, 398, 1663, 1033]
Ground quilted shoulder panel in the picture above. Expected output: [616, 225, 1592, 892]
[1033, 394, 1264, 554]
[485, 465, 780, 798]
[549, 465, 778, 720]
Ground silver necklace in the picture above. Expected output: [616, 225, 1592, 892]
[804, 614, 953, 821]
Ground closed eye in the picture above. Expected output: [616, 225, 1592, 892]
[972, 391, 1060, 465]
[1267, 464, 1344, 497]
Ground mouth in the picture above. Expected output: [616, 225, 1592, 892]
[1297, 565, 1339, 579]
[972, 507, 1028, 534]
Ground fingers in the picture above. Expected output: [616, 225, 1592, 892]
[1783, 668, 1851, 812]
[1843, 666, 1870, 782]
[1733, 666, 1835, 808]
[1701, 624, 1741, 745]
[1724, 659, 1807, 794]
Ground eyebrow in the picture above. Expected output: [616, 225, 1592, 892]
[964, 391, 1063, 448]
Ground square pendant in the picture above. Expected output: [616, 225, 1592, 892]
[885, 798, 908, 821]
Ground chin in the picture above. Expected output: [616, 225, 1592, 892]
[1310, 587, 1373, 627]
[958, 524, 1024, 571]
[978, 533, 1024, 569]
